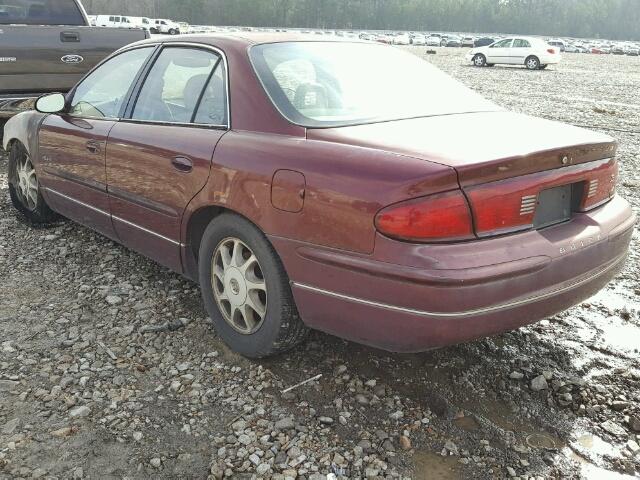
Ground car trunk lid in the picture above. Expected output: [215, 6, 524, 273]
[307, 111, 616, 186]
[309, 111, 618, 239]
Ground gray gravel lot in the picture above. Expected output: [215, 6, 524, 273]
[0, 47, 639, 480]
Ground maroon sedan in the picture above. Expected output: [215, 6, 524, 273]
[3, 34, 635, 358]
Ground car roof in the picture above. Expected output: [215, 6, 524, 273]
[134, 32, 364, 49]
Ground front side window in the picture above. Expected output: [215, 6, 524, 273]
[70, 47, 152, 119]
[491, 39, 513, 48]
[132, 47, 221, 123]
[250, 42, 498, 128]
[0, 0, 84, 25]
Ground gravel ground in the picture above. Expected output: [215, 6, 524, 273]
[0, 48, 639, 480]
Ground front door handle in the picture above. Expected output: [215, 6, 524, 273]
[171, 156, 193, 173]
[86, 140, 100, 154]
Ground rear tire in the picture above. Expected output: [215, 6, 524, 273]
[525, 56, 540, 70]
[473, 54, 487, 67]
[169, 28, 177, 35]
[198, 213, 308, 358]
[7, 141, 57, 224]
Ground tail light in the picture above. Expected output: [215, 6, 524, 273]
[580, 161, 618, 211]
[375, 191, 474, 242]
[466, 158, 618, 237]
[547, 48, 556, 54]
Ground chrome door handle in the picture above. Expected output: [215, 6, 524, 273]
[171, 156, 193, 173]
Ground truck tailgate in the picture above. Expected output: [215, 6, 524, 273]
[0, 25, 147, 94]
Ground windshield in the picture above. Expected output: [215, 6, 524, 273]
[0, 0, 84, 25]
[250, 42, 499, 128]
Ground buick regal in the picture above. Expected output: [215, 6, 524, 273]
[3, 34, 635, 357]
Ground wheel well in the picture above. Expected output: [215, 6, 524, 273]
[186, 205, 226, 261]
[184, 205, 262, 279]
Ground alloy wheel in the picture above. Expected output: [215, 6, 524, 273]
[14, 153, 38, 211]
[211, 237, 268, 334]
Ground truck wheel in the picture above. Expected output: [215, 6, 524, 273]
[198, 213, 308, 358]
[169, 28, 177, 35]
[150, 27, 157, 34]
[8, 141, 57, 224]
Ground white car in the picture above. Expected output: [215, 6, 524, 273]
[425, 35, 442, 46]
[393, 33, 411, 45]
[128, 16, 152, 32]
[466, 37, 561, 70]
[94, 14, 135, 29]
[151, 18, 180, 35]
[412, 34, 427, 46]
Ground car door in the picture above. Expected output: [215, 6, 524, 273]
[38, 46, 155, 239]
[486, 38, 513, 64]
[511, 39, 532, 65]
[105, 45, 229, 272]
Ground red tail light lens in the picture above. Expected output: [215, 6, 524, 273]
[547, 48, 556, 54]
[466, 158, 618, 237]
[580, 160, 618, 211]
[375, 191, 474, 242]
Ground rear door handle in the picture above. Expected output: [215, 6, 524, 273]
[171, 156, 193, 173]
[86, 140, 100, 154]
[60, 31, 80, 42]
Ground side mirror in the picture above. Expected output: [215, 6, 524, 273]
[35, 93, 66, 114]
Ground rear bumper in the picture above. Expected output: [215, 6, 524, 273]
[270, 196, 635, 352]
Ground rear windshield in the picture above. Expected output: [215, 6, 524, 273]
[250, 42, 499, 128]
[0, 0, 84, 25]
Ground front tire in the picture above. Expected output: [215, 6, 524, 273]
[473, 54, 487, 67]
[198, 214, 308, 358]
[8, 142, 57, 224]
[525, 56, 540, 70]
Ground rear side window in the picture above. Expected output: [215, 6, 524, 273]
[0, 0, 85, 25]
[513, 39, 531, 48]
[193, 62, 227, 125]
[70, 47, 153, 119]
[132, 47, 224, 124]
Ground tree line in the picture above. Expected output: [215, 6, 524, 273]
[81, 0, 640, 40]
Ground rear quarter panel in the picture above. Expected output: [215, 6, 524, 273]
[183, 131, 459, 255]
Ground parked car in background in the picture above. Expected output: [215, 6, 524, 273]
[474, 37, 496, 47]
[467, 37, 561, 70]
[128, 16, 152, 32]
[564, 44, 580, 53]
[547, 39, 566, 52]
[626, 46, 640, 56]
[151, 18, 180, 35]
[0, 0, 148, 122]
[461, 36, 475, 47]
[426, 35, 442, 46]
[412, 34, 427, 46]
[5, 34, 631, 358]
[612, 45, 626, 55]
[393, 33, 411, 45]
[445, 36, 462, 47]
[94, 14, 134, 29]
